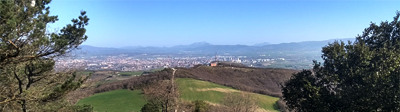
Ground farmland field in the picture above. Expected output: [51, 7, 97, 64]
[118, 71, 143, 76]
[76, 89, 146, 112]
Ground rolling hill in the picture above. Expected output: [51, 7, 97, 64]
[76, 78, 280, 112]
[76, 89, 147, 112]
[71, 66, 298, 111]
[174, 66, 298, 97]
[177, 78, 280, 111]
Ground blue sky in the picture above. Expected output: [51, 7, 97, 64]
[49, 0, 400, 47]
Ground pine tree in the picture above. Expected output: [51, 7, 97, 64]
[0, 0, 90, 111]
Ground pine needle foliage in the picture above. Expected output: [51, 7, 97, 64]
[0, 0, 91, 111]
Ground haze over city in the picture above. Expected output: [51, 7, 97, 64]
[49, 0, 400, 47]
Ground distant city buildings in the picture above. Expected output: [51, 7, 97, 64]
[54, 54, 311, 71]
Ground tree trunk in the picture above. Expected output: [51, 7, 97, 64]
[21, 100, 27, 112]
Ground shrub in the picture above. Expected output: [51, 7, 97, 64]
[192, 100, 209, 112]
[141, 103, 160, 112]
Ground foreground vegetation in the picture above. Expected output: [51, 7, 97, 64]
[76, 89, 146, 112]
[282, 12, 400, 111]
[0, 0, 91, 111]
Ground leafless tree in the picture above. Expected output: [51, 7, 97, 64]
[222, 92, 259, 112]
[142, 80, 179, 112]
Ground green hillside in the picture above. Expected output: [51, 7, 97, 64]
[76, 78, 279, 112]
[118, 71, 143, 76]
[76, 89, 147, 112]
[77, 71, 93, 75]
[176, 78, 280, 111]
[118, 68, 164, 76]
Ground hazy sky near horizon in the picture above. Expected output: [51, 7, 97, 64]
[49, 0, 400, 47]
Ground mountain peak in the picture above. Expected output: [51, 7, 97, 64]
[190, 41, 212, 46]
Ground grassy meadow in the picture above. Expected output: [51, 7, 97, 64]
[118, 71, 143, 76]
[76, 78, 279, 112]
[77, 71, 94, 75]
[76, 89, 147, 112]
[117, 68, 164, 76]
[176, 78, 280, 111]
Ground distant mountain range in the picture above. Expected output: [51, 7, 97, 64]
[253, 42, 271, 46]
[77, 38, 355, 56]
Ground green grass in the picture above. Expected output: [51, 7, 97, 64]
[176, 78, 280, 111]
[118, 71, 143, 76]
[77, 71, 93, 75]
[76, 89, 147, 112]
[76, 78, 279, 112]
[177, 78, 231, 103]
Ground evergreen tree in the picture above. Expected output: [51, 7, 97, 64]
[282, 11, 400, 111]
[0, 0, 90, 111]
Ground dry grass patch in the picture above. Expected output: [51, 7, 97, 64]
[195, 88, 239, 93]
